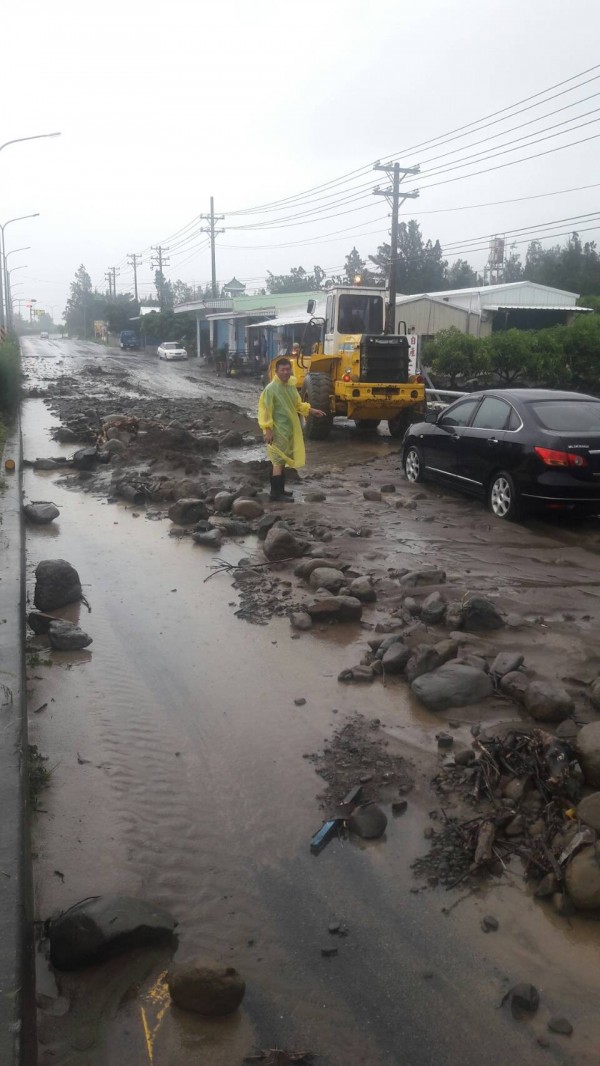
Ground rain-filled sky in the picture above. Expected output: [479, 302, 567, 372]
[3, 0, 600, 319]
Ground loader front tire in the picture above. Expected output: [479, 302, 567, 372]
[302, 373, 333, 440]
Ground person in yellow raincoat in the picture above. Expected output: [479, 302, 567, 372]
[258, 356, 326, 501]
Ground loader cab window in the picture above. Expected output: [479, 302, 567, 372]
[337, 294, 383, 335]
[325, 294, 334, 335]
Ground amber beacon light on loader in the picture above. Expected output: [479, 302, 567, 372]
[267, 284, 426, 440]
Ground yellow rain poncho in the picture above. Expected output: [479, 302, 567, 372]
[258, 376, 311, 469]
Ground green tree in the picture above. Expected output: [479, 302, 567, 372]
[64, 264, 101, 337]
[483, 329, 537, 385]
[425, 327, 488, 387]
[266, 265, 326, 293]
[562, 313, 600, 391]
[446, 258, 478, 289]
[343, 246, 376, 285]
[172, 280, 195, 305]
[504, 245, 524, 282]
[369, 221, 447, 293]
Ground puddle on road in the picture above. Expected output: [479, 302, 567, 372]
[22, 388, 600, 1065]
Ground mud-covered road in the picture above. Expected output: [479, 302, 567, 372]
[23, 335, 600, 1065]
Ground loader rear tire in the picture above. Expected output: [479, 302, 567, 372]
[302, 373, 333, 440]
[388, 412, 413, 439]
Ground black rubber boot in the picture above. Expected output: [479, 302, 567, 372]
[281, 468, 294, 499]
[270, 474, 292, 502]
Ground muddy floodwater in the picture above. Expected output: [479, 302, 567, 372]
[22, 337, 600, 1065]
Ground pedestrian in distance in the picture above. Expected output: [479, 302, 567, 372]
[258, 357, 326, 501]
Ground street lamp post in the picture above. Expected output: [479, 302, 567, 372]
[6, 266, 28, 329]
[4, 248, 30, 330]
[0, 131, 60, 331]
[0, 214, 39, 328]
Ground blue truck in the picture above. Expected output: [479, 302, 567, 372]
[119, 330, 140, 351]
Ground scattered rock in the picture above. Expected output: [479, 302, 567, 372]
[524, 680, 574, 723]
[338, 665, 374, 683]
[256, 513, 281, 540]
[220, 430, 243, 447]
[49, 894, 176, 969]
[213, 491, 236, 512]
[380, 484, 395, 493]
[232, 498, 264, 519]
[363, 489, 382, 501]
[71, 446, 98, 470]
[168, 498, 209, 525]
[192, 529, 222, 549]
[348, 804, 387, 839]
[392, 800, 408, 815]
[590, 678, 600, 711]
[565, 844, 600, 910]
[304, 492, 326, 503]
[534, 873, 558, 899]
[308, 596, 362, 622]
[499, 671, 531, 704]
[504, 983, 539, 1018]
[34, 559, 83, 611]
[263, 525, 304, 561]
[321, 946, 338, 957]
[167, 963, 245, 1016]
[290, 611, 312, 631]
[420, 591, 446, 625]
[548, 1017, 573, 1036]
[461, 596, 505, 632]
[349, 576, 376, 602]
[381, 642, 411, 674]
[411, 664, 493, 712]
[23, 502, 60, 524]
[309, 567, 346, 593]
[576, 793, 600, 833]
[405, 645, 444, 684]
[294, 697, 306, 707]
[490, 651, 524, 677]
[400, 568, 446, 588]
[48, 621, 93, 651]
[437, 733, 454, 749]
[575, 722, 600, 787]
[480, 915, 498, 932]
[27, 611, 58, 635]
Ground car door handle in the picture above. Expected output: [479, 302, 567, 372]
[487, 437, 499, 445]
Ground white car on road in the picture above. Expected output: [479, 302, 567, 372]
[157, 341, 188, 361]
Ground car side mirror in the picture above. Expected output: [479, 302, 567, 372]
[424, 409, 439, 424]
[307, 299, 316, 315]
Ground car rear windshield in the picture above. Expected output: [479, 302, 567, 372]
[163, 342, 179, 349]
[529, 399, 600, 431]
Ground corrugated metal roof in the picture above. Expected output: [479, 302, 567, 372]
[486, 304, 591, 312]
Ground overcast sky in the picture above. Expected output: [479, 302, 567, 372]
[3, 0, 600, 318]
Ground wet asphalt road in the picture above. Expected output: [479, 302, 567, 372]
[23, 335, 600, 1066]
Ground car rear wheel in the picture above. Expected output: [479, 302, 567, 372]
[489, 471, 521, 520]
[404, 445, 424, 483]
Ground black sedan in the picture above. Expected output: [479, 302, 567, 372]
[402, 388, 600, 520]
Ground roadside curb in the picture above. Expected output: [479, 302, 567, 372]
[0, 411, 36, 1064]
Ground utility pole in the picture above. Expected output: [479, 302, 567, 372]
[108, 266, 120, 299]
[104, 271, 113, 298]
[151, 245, 170, 309]
[373, 161, 420, 333]
[127, 252, 141, 302]
[200, 197, 225, 297]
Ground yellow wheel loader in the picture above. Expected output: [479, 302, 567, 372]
[267, 286, 425, 440]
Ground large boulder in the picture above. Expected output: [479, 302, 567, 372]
[499, 670, 530, 704]
[309, 567, 345, 593]
[167, 963, 245, 1016]
[294, 557, 335, 579]
[381, 642, 411, 674]
[168, 499, 210, 525]
[576, 722, 600, 787]
[405, 644, 444, 684]
[71, 446, 98, 470]
[461, 596, 504, 632]
[48, 621, 92, 651]
[263, 525, 304, 561]
[23, 502, 60, 524]
[411, 663, 493, 712]
[34, 560, 82, 611]
[213, 491, 236, 513]
[49, 894, 176, 969]
[348, 804, 387, 839]
[490, 651, 524, 677]
[524, 680, 574, 723]
[565, 845, 600, 910]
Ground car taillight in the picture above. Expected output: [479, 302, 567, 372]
[342, 370, 352, 382]
[534, 447, 589, 468]
[410, 373, 424, 384]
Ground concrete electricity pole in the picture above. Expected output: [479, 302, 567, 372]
[127, 252, 141, 302]
[104, 271, 112, 298]
[373, 161, 420, 333]
[151, 246, 170, 309]
[200, 197, 225, 297]
[108, 266, 120, 298]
